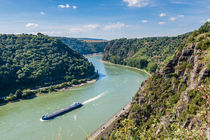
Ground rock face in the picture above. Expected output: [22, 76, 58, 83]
[98, 22, 210, 139]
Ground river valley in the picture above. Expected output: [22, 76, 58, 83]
[0, 55, 148, 140]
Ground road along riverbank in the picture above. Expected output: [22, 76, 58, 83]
[87, 103, 131, 140]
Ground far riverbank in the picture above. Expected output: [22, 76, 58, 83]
[100, 59, 151, 76]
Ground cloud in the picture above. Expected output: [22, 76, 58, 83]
[200, 18, 210, 23]
[158, 21, 165, 25]
[69, 27, 84, 33]
[169, 17, 176, 21]
[160, 13, 166, 17]
[123, 0, 150, 7]
[58, 4, 70, 8]
[177, 15, 184, 18]
[141, 20, 148, 23]
[170, 0, 189, 5]
[40, 11, 45, 15]
[84, 24, 101, 30]
[103, 22, 126, 30]
[73, 5, 77, 9]
[169, 15, 184, 22]
[25, 23, 38, 28]
[68, 22, 127, 34]
[69, 24, 101, 33]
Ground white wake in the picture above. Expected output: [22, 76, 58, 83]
[82, 92, 105, 105]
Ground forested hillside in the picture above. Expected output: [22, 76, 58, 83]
[99, 22, 210, 139]
[0, 33, 95, 101]
[103, 33, 190, 73]
[59, 37, 107, 54]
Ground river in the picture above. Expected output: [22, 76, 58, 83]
[0, 55, 148, 140]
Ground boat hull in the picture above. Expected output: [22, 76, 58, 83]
[41, 103, 83, 120]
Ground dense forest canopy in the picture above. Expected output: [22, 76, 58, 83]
[58, 37, 107, 55]
[103, 33, 191, 73]
[0, 33, 95, 97]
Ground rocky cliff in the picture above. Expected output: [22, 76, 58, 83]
[99, 22, 210, 139]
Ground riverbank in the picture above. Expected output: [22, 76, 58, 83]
[0, 55, 149, 140]
[0, 73, 98, 106]
[88, 103, 131, 140]
[100, 59, 151, 76]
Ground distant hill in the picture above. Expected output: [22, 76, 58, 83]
[0, 33, 95, 99]
[58, 37, 107, 55]
[103, 33, 191, 73]
[76, 38, 105, 41]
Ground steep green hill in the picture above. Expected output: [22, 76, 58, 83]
[99, 22, 210, 139]
[103, 33, 190, 73]
[59, 37, 107, 55]
[0, 33, 95, 100]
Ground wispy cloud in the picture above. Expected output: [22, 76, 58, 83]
[169, 17, 176, 21]
[69, 24, 101, 33]
[58, 4, 70, 8]
[170, 0, 190, 5]
[73, 5, 77, 9]
[201, 18, 210, 23]
[160, 13, 166, 17]
[169, 15, 184, 21]
[123, 0, 150, 7]
[141, 19, 148, 23]
[103, 22, 126, 30]
[158, 21, 165, 25]
[84, 24, 101, 30]
[177, 15, 184, 18]
[68, 22, 127, 33]
[40, 11, 45, 15]
[25, 23, 38, 28]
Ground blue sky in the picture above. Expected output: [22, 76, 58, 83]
[0, 0, 209, 40]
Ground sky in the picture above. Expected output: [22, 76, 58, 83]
[0, 0, 209, 40]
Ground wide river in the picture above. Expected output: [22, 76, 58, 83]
[0, 55, 148, 140]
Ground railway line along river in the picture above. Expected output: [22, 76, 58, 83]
[0, 55, 148, 140]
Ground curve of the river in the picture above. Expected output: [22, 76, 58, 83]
[0, 55, 148, 140]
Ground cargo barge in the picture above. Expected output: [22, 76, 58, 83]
[41, 102, 83, 121]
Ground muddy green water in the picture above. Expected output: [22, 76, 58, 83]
[0, 55, 148, 140]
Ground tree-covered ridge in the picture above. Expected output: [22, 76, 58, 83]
[0, 33, 95, 98]
[103, 33, 190, 73]
[58, 37, 107, 55]
[99, 22, 210, 139]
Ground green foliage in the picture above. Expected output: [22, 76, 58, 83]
[197, 22, 210, 34]
[147, 62, 157, 73]
[126, 57, 148, 69]
[0, 34, 95, 100]
[103, 33, 190, 73]
[196, 39, 210, 50]
[58, 37, 107, 54]
[109, 56, 122, 64]
[176, 62, 187, 71]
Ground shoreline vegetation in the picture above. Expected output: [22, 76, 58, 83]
[0, 72, 99, 106]
[0, 33, 96, 106]
[100, 59, 151, 76]
[86, 53, 151, 75]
